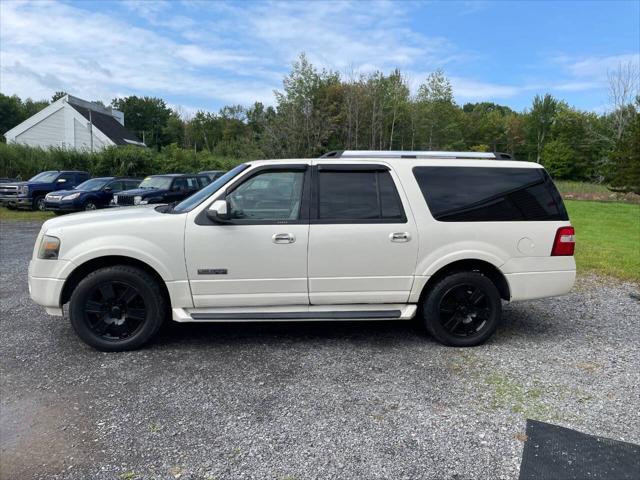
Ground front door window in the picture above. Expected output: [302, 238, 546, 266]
[226, 171, 305, 221]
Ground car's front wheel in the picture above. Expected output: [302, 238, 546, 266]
[422, 271, 502, 347]
[33, 196, 45, 211]
[84, 201, 97, 211]
[68, 265, 167, 351]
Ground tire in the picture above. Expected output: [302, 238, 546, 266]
[422, 271, 502, 347]
[84, 201, 97, 211]
[68, 265, 167, 351]
[33, 196, 45, 211]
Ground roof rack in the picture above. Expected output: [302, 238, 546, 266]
[319, 150, 513, 160]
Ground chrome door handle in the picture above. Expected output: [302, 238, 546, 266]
[272, 233, 295, 244]
[390, 232, 410, 242]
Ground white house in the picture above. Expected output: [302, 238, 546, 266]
[4, 94, 145, 151]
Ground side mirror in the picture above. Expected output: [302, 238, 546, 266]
[57, 178, 67, 183]
[206, 199, 230, 222]
[103, 186, 112, 192]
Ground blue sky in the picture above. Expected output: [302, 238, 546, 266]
[1, 0, 638, 115]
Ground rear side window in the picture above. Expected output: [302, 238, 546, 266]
[412, 167, 568, 222]
[317, 170, 405, 222]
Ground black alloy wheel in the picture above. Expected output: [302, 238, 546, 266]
[69, 265, 167, 351]
[84, 201, 97, 210]
[83, 281, 147, 341]
[422, 271, 502, 347]
[438, 284, 491, 337]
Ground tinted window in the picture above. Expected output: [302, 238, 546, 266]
[318, 170, 404, 222]
[185, 177, 200, 190]
[172, 164, 249, 213]
[413, 167, 568, 222]
[76, 178, 109, 191]
[58, 172, 76, 183]
[197, 176, 211, 188]
[227, 170, 305, 221]
[106, 181, 124, 191]
[125, 180, 141, 189]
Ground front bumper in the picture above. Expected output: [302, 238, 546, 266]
[28, 259, 74, 315]
[0, 195, 32, 208]
[44, 201, 82, 212]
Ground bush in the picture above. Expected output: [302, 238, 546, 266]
[0, 143, 245, 179]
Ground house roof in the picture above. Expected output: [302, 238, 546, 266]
[69, 103, 144, 147]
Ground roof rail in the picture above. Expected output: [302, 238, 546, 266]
[320, 150, 513, 160]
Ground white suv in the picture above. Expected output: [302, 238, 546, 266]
[28, 151, 576, 351]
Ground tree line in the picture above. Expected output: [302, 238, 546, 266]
[1, 54, 638, 192]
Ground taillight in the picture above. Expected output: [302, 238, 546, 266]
[551, 226, 575, 256]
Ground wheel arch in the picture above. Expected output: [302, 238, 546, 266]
[60, 255, 171, 306]
[418, 258, 511, 305]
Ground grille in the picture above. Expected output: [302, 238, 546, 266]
[116, 194, 136, 205]
[0, 185, 19, 197]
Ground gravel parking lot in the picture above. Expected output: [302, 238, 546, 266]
[1, 220, 639, 480]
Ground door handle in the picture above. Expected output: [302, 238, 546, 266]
[272, 233, 296, 244]
[390, 232, 410, 242]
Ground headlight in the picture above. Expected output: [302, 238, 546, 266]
[19, 185, 29, 195]
[134, 195, 142, 205]
[38, 235, 60, 260]
[62, 192, 80, 200]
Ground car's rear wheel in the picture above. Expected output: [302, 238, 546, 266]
[68, 265, 167, 351]
[33, 196, 45, 211]
[84, 201, 97, 211]
[422, 271, 501, 347]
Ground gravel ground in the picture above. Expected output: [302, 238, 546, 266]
[1, 220, 639, 480]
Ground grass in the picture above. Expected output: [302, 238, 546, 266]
[0, 207, 54, 221]
[565, 200, 640, 282]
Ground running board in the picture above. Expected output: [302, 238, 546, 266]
[172, 305, 417, 322]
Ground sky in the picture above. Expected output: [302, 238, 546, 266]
[1, 0, 639, 116]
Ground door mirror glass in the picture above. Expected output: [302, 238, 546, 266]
[57, 178, 66, 183]
[206, 199, 230, 222]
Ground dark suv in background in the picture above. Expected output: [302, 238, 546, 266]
[0, 170, 90, 211]
[44, 177, 141, 213]
[112, 174, 210, 206]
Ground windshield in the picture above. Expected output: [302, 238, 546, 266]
[139, 176, 173, 190]
[29, 171, 59, 183]
[75, 178, 110, 191]
[171, 164, 249, 213]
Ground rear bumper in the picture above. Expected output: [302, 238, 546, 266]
[505, 270, 576, 301]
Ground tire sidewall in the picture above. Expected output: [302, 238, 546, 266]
[33, 196, 45, 211]
[68, 267, 165, 351]
[84, 201, 97, 211]
[423, 272, 502, 347]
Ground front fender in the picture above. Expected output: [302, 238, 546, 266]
[58, 235, 184, 281]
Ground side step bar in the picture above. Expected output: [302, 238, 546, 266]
[172, 305, 417, 322]
[190, 310, 401, 320]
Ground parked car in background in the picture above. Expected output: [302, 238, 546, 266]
[199, 170, 227, 182]
[111, 173, 210, 206]
[0, 170, 90, 211]
[44, 177, 141, 213]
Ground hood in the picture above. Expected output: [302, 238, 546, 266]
[117, 188, 166, 197]
[47, 189, 81, 197]
[42, 204, 163, 233]
[2, 181, 28, 187]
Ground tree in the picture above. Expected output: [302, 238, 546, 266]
[52, 91, 67, 102]
[528, 94, 561, 163]
[607, 97, 640, 194]
[111, 96, 171, 150]
[0, 94, 25, 139]
[542, 139, 576, 179]
[608, 61, 640, 141]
